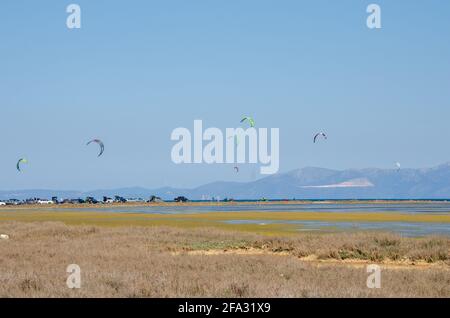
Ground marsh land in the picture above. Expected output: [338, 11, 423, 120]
[0, 202, 449, 297]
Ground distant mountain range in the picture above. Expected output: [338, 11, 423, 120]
[3, 163, 450, 200]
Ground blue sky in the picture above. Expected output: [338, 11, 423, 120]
[1, 0, 449, 190]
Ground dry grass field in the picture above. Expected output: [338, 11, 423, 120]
[0, 221, 448, 298]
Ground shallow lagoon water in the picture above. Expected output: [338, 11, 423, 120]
[48, 201, 450, 237]
[225, 220, 450, 237]
[56, 201, 450, 215]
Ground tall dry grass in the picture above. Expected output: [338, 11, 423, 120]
[0, 222, 448, 298]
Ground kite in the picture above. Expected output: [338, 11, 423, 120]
[87, 139, 105, 157]
[313, 132, 327, 143]
[240, 116, 255, 128]
[16, 158, 28, 172]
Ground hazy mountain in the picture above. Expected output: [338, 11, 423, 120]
[3, 163, 450, 200]
[0, 189, 83, 201]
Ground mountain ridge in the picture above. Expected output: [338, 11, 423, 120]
[3, 164, 450, 200]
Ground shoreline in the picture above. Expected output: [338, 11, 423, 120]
[2, 199, 450, 210]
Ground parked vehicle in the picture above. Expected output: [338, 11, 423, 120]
[114, 196, 127, 203]
[174, 196, 189, 203]
[70, 198, 85, 204]
[6, 199, 21, 205]
[148, 195, 163, 203]
[103, 196, 114, 204]
[85, 197, 99, 204]
[38, 200, 54, 205]
[126, 198, 145, 203]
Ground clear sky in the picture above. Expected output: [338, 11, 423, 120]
[1, 0, 449, 190]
